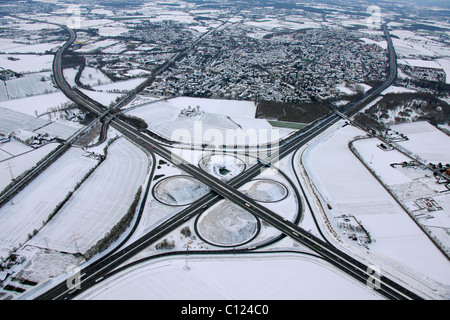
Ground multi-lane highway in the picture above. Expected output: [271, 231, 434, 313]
[33, 21, 425, 300]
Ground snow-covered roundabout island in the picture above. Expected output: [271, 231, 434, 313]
[240, 179, 288, 203]
[196, 201, 260, 247]
[152, 175, 210, 206]
[195, 178, 292, 247]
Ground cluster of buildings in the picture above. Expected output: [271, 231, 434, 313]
[10, 130, 56, 148]
[400, 64, 447, 84]
[179, 105, 204, 118]
[144, 24, 388, 103]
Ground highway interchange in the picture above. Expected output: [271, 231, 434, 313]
[27, 21, 425, 300]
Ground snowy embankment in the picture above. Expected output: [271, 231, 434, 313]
[301, 122, 450, 298]
[31, 139, 149, 254]
[0, 148, 99, 260]
[76, 253, 383, 300]
[29, 138, 150, 255]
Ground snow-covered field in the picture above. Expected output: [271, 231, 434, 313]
[75, 39, 120, 54]
[0, 140, 33, 159]
[0, 91, 72, 117]
[351, 128, 450, 256]
[245, 18, 321, 31]
[76, 253, 383, 300]
[93, 77, 147, 93]
[79, 89, 121, 107]
[79, 67, 112, 87]
[34, 120, 84, 141]
[0, 54, 54, 73]
[436, 58, 450, 84]
[0, 107, 50, 134]
[301, 122, 450, 297]
[390, 30, 450, 58]
[0, 73, 57, 101]
[0, 38, 65, 54]
[240, 179, 288, 203]
[29, 138, 150, 255]
[0, 147, 99, 260]
[0, 143, 60, 191]
[398, 59, 443, 70]
[126, 97, 293, 147]
[381, 85, 416, 95]
[391, 121, 450, 164]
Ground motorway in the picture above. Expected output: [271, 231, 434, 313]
[33, 22, 424, 300]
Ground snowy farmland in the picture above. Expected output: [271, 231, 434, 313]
[390, 121, 450, 164]
[0, 140, 33, 159]
[0, 143, 60, 192]
[34, 120, 84, 141]
[0, 54, 54, 73]
[126, 97, 293, 147]
[0, 107, 50, 134]
[300, 122, 450, 298]
[0, 148, 99, 260]
[76, 253, 383, 300]
[351, 122, 450, 257]
[0, 91, 72, 117]
[0, 38, 65, 54]
[29, 138, 150, 255]
[0, 73, 57, 101]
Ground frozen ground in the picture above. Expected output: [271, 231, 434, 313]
[0, 73, 57, 101]
[76, 253, 383, 300]
[0, 147, 99, 260]
[29, 138, 150, 255]
[301, 122, 450, 298]
[0, 143, 60, 191]
[0, 54, 54, 73]
[34, 120, 84, 141]
[0, 107, 50, 134]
